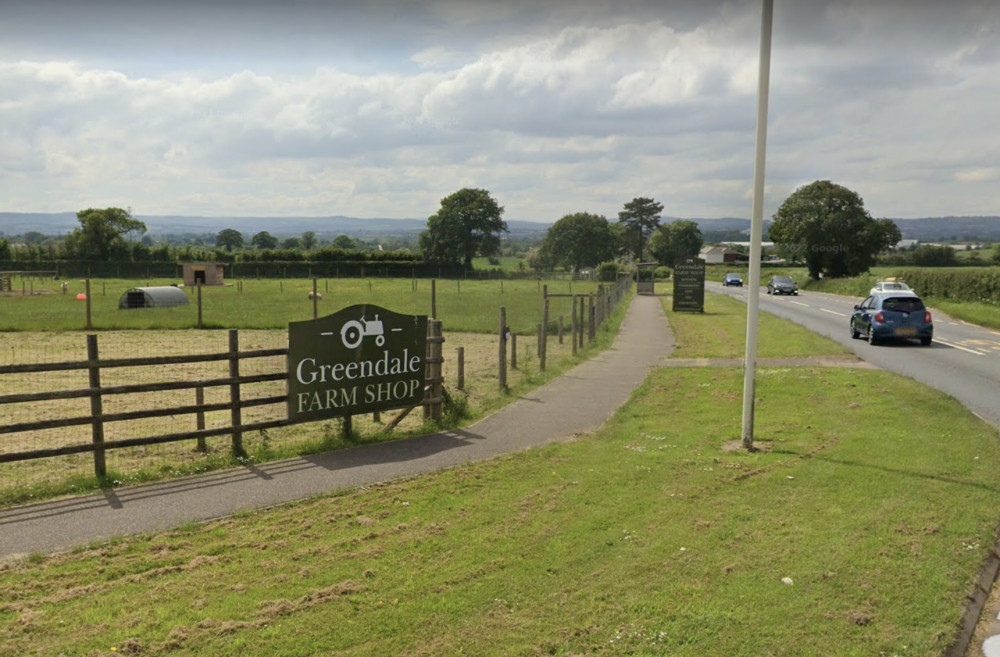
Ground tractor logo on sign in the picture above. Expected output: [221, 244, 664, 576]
[325, 313, 402, 349]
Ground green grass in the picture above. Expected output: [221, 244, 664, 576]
[663, 291, 851, 359]
[0, 277, 600, 334]
[3, 288, 1000, 655]
[2, 368, 998, 655]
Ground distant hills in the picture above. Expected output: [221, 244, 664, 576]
[2, 212, 1000, 242]
[0, 212, 549, 240]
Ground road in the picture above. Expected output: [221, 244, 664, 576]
[709, 282, 1000, 429]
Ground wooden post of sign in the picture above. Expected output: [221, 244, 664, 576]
[228, 329, 245, 457]
[558, 315, 564, 345]
[536, 324, 542, 359]
[86, 334, 106, 478]
[499, 307, 508, 390]
[424, 319, 444, 421]
[457, 346, 465, 391]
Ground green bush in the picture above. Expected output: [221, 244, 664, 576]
[896, 267, 1000, 303]
[597, 261, 620, 282]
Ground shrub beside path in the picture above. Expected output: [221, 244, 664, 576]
[0, 294, 675, 562]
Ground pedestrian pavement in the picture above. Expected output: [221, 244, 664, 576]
[0, 293, 675, 562]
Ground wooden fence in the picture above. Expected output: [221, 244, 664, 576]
[0, 324, 444, 478]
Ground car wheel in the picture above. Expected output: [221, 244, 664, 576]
[867, 326, 879, 345]
[850, 321, 860, 340]
[766, 289, 772, 295]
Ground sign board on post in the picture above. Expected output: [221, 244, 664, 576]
[672, 258, 706, 312]
[287, 304, 428, 423]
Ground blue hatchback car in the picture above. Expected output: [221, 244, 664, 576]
[850, 293, 933, 346]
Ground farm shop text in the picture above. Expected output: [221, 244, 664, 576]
[293, 348, 422, 412]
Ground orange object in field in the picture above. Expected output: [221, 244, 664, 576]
[76, 293, 87, 300]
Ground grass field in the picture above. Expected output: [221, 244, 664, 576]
[0, 276, 601, 334]
[2, 288, 999, 656]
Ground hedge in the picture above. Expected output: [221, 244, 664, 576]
[895, 267, 1000, 304]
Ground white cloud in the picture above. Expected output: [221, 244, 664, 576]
[0, 0, 999, 222]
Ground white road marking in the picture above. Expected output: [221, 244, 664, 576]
[820, 308, 845, 317]
[788, 300, 809, 307]
[934, 336, 987, 355]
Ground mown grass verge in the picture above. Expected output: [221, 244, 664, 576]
[2, 292, 999, 656]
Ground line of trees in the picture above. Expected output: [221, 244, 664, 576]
[6, 181, 989, 280]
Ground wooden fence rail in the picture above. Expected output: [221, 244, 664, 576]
[0, 326, 444, 477]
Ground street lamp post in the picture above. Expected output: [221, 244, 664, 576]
[741, 0, 774, 450]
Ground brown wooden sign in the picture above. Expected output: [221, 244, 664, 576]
[287, 305, 428, 422]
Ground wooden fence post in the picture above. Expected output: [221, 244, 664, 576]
[86, 334, 106, 478]
[85, 279, 93, 330]
[541, 297, 549, 371]
[312, 278, 319, 319]
[195, 386, 207, 452]
[431, 279, 437, 319]
[228, 329, 244, 456]
[457, 346, 465, 391]
[588, 295, 596, 343]
[498, 307, 508, 390]
[571, 296, 578, 356]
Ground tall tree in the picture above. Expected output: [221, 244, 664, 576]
[419, 188, 507, 268]
[63, 207, 147, 261]
[617, 197, 663, 261]
[216, 228, 245, 252]
[251, 231, 279, 250]
[769, 180, 901, 279]
[537, 212, 616, 272]
[301, 231, 318, 251]
[649, 220, 704, 268]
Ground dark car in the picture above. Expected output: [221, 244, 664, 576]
[850, 293, 933, 346]
[722, 272, 743, 287]
[766, 275, 798, 295]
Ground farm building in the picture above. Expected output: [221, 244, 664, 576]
[119, 286, 190, 310]
[699, 245, 740, 264]
[182, 263, 226, 286]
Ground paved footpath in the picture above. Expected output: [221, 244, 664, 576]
[0, 294, 675, 562]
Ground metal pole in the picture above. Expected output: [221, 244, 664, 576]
[741, 0, 774, 450]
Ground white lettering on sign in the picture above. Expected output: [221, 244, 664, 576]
[294, 349, 422, 386]
[296, 379, 422, 413]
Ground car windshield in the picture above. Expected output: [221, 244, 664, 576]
[774, 277, 793, 284]
[881, 297, 925, 312]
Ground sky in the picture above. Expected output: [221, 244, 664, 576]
[1, 0, 998, 225]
